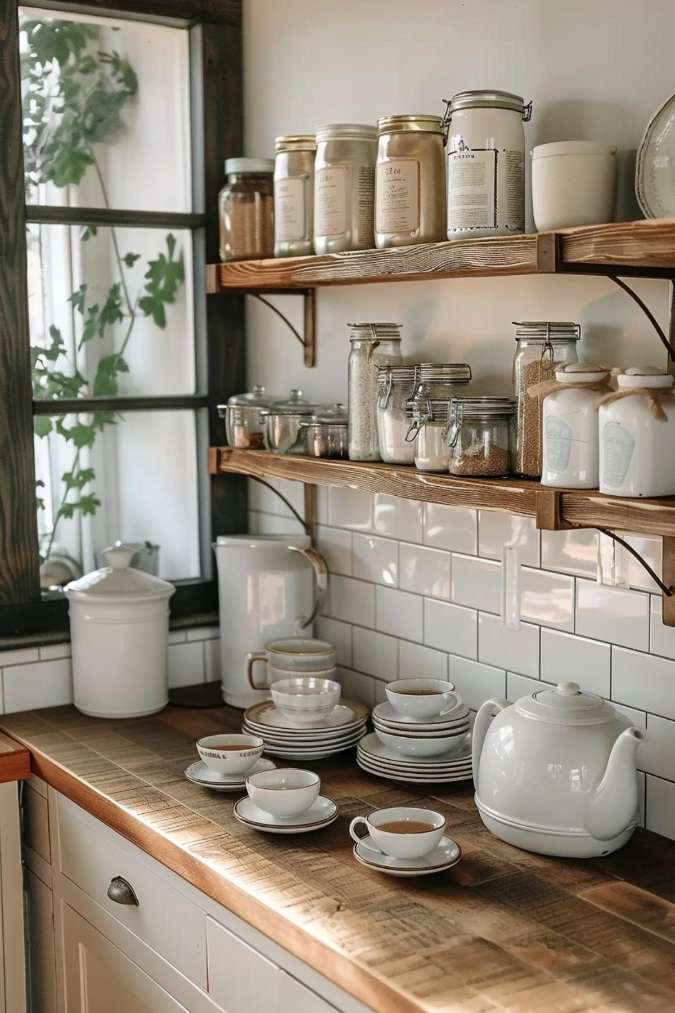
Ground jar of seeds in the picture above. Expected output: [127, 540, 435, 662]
[513, 321, 580, 478]
[376, 364, 417, 463]
[448, 396, 515, 477]
[348, 323, 403, 461]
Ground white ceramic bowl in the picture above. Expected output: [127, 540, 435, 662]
[374, 728, 469, 758]
[270, 677, 341, 726]
[266, 638, 337, 671]
[269, 664, 337, 685]
[385, 679, 459, 721]
[350, 806, 446, 859]
[197, 734, 263, 774]
[246, 767, 321, 817]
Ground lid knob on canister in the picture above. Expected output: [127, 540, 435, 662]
[102, 543, 134, 570]
[557, 681, 581, 696]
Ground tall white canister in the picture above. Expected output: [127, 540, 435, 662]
[65, 544, 174, 718]
[539, 362, 612, 488]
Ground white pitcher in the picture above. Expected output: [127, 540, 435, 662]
[213, 534, 328, 708]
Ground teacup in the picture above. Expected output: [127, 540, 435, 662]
[246, 767, 320, 818]
[385, 679, 459, 721]
[246, 638, 337, 690]
[197, 734, 263, 775]
[349, 806, 446, 860]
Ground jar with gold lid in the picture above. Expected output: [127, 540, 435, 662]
[314, 123, 377, 253]
[274, 134, 316, 257]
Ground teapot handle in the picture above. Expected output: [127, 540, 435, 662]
[472, 698, 508, 789]
[289, 545, 329, 630]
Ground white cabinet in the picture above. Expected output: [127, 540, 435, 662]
[0, 781, 27, 1013]
[24, 868, 56, 1013]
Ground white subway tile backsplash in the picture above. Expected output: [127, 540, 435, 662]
[640, 714, 675, 780]
[540, 629, 610, 697]
[541, 528, 598, 578]
[613, 702, 647, 730]
[3, 659, 71, 713]
[374, 494, 423, 542]
[326, 576, 375, 628]
[398, 640, 447, 680]
[337, 667, 375, 707]
[424, 504, 477, 555]
[0, 647, 39, 666]
[520, 566, 574, 631]
[168, 642, 204, 689]
[352, 533, 397, 586]
[186, 625, 220, 642]
[576, 580, 649, 651]
[478, 512, 540, 566]
[448, 656, 506, 711]
[276, 478, 306, 520]
[646, 775, 675, 839]
[612, 647, 675, 720]
[248, 477, 281, 514]
[451, 555, 500, 613]
[315, 617, 352, 668]
[506, 671, 542, 701]
[254, 511, 304, 536]
[203, 639, 221, 683]
[38, 642, 71, 661]
[316, 486, 330, 525]
[621, 533, 662, 594]
[424, 599, 477, 660]
[478, 613, 539, 678]
[376, 586, 423, 642]
[316, 525, 353, 577]
[329, 487, 372, 530]
[168, 631, 187, 645]
[649, 595, 675, 660]
[352, 627, 397, 681]
[399, 543, 450, 600]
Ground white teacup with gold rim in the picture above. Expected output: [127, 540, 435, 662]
[197, 733, 263, 775]
[349, 806, 446, 860]
[385, 679, 460, 721]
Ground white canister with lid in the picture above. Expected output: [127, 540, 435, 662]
[532, 141, 617, 231]
[599, 367, 675, 497]
[541, 362, 611, 489]
[65, 544, 174, 718]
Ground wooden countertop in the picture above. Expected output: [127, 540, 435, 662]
[4, 705, 675, 1013]
[0, 730, 30, 783]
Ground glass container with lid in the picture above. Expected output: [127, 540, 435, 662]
[405, 389, 451, 472]
[448, 396, 515, 477]
[375, 115, 446, 249]
[513, 321, 581, 478]
[376, 364, 418, 464]
[300, 403, 348, 459]
[274, 134, 316, 257]
[217, 385, 282, 449]
[541, 362, 611, 489]
[314, 123, 377, 254]
[218, 157, 274, 262]
[348, 323, 403, 461]
[259, 389, 321, 455]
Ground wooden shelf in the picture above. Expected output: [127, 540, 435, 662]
[206, 218, 675, 293]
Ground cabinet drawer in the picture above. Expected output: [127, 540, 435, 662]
[206, 916, 337, 1012]
[56, 795, 207, 989]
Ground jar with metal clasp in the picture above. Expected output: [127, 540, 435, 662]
[448, 396, 516, 477]
[376, 364, 418, 464]
[348, 323, 403, 461]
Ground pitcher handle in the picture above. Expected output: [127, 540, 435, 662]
[472, 698, 508, 790]
[245, 652, 268, 690]
[289, 545, 329, 630]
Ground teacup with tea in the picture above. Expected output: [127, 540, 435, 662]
[349, 806, 446, 859]
[385, 679, 460, 721]
[197, 733, 263, 775]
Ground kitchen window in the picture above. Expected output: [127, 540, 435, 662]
[0, 0, 244, 639]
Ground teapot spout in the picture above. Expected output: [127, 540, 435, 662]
[586, 727, 644, 841]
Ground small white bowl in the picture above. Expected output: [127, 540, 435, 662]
[197, 734, 263, 775]
[246, 767, 320, 817]
[374, 728, 469, 758]
[271, 677, 341, 726]
[385, 679, 459, 721]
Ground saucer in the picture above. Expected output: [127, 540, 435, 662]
[245, 699, 368, 733]
[233, 795, 338, 834]
[373, 701, 470, 730]
[358, 732, 472, 767]
[353, 834, 461, 877]
[185, 758, 275, 790]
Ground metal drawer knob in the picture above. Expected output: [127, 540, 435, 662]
[107, 876, 139, 906]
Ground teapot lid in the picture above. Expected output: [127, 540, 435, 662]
[65, 542, 174, 603]
[516, 681, 617, 725]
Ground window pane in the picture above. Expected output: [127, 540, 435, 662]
[35, 410, 201, 585]
[20, 7, 192, 212]
[28, 224, 196, 398]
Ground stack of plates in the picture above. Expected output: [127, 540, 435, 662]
[242, 699, 369, 760]
[372, 700, 471, 739]
[184, 757, 276, 792]
[357, 732, 473, 784]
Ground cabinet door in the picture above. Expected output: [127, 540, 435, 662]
[62, 905, 189, 1013]
[24, 870, 57, 1013]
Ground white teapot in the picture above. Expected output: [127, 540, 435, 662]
[472, 681, 644, 858]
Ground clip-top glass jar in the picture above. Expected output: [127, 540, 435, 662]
[513, 321, 580, 478]
[405, 364, 473, 472]
[448, 397, 515, 477]
[274, 135, 316, 257]
[218, 158, 274, 262]
[348, 324, 403, 461]
[314, 123, 377, 253]
[376, 365, 418, 464]
[375, 115, 446, 248]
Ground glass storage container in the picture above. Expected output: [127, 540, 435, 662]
[313, 123, 377, 253]
[217, 385, 281, 449]
[376, 365, 418, 464]
[300, 403, 348, 459]
[513, 321, 580, 478]
[348, 323, 403, 461]
[541, 362, 611, 489]
[259, 389, 321, 455]
[274, 134, 316, 257]
[406, 392, 450, 472]
[218, 157, 274, 262]
[448, 396, 515, 477]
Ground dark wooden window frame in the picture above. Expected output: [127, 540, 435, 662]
[0, 0, 245, 643]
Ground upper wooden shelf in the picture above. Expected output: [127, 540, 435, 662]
[206, 218, 675, 293]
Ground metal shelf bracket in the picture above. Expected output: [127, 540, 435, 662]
[250, 290, 316, 367]
[608, 274, 675, 361]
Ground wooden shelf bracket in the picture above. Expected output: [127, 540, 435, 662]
[250, 289, 316, 367]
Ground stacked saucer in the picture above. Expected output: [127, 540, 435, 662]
[243, 698, 369, 759]
[357, 732, 473, 784]
[185, 756, 275, 792]
[371, 700, 471, 757]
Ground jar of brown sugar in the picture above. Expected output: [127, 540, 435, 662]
[218, 158, 274, 262]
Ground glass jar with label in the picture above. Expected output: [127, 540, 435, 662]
[541, 363, 611, 489]
[448, 397, 515, 477]
[376, 365, 418, 464]
[445, 91, 532, 238]
[375, 115, 446, 249]
[313, 124, 377, 254]
[348, 324, 403, 461]
[218, 158, 274, 262]
[599, 367, 675, 498]
[274, 135, 316, 257]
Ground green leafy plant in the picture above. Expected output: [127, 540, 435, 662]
[22, 18, 185, 562]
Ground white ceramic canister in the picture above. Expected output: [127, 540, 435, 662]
[313, 123, 377, 253]
[541, 362, 611, 489]
[65, 544, 174, 719]
[274, 134, 316, 257]
[446, 90, 531, 237]
[213, 534, 328, 709]
[599, 367, 675, 498]
[532, 140, 617, 231]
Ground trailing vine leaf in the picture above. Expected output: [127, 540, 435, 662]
[36, 479, 46, 511]
[93, 353, 128, 396]
[139, 234, 184, 327]
[34, 417, 53, 438]
[65, 423, 98, 449]
[122, 252, 140, 268]
[63, 467, 95, 490]
[97, 283, 124, 336]
[81, 225, 98, 241]
[68, 284, 87, 314]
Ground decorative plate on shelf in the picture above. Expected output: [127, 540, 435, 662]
[636, 91, 675, 218]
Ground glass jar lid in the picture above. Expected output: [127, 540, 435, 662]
[617, 366, 675, 390]
[515, 681, 617, 726]
[555, 362, 610, 385]
[274, 134, 316, 153]
[407, 393, 450, 424]
[447, 90, 530, 117]
[514, 321, 581, 342]
[349, 322, 402, 342]
[416, 363, 472, 384]
[266, 389, 321, 415]
[309, 402, 348, 424]
[449, 395, 516, 421]
[316, 123, 377, 142]
[224, 157, 274, 176]
[377, 114, 443, 135]
[377, 365, 417, 385]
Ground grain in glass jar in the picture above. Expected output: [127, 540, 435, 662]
[218, 158, 274, 262]
[513, 321, 580, 478]
[375, 115, 446, 248]
[274, 135, 316, 257]
[448, 397, 515, 477]
[348, 323, 403, 461]
[313, 123, 377, 253]
[540, 362, 611, 489]
[376, 365, 417, 464]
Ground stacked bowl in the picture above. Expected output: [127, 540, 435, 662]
[358, 679, 472, 784]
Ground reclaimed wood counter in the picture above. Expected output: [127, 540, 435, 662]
[4, 705, 675, 1012]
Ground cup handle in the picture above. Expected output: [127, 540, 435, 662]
[349, 816, 383, 853]
[289, 545, 329, 630]
[245, 653, 268, 690]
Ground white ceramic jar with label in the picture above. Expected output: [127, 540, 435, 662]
[313, 123, 377, 253]
[542, 363, 610, 489]
[599, 367, 675, 498]
[446, 90, 531, 237]
[375, 114, 446, 249]
[532, 140, 617, 231]
[274, 134, 316, 257]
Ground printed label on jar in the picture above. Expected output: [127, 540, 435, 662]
[448, 143, 524, 233]
[376, 159, 420, 234]
[357, 164, 375, 242]
[602, 420, 635, 487]
[275, 177, 305, 242]
[544, 416, 573, 473]
[315, 166, 348, 237]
